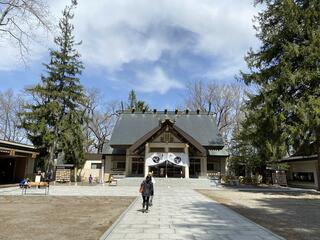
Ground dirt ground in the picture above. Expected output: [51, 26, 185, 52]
[197, 187, 320, 240]
[0, 196, 135, 240]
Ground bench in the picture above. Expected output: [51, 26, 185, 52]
[21, 181, 50, 195]
[104, 174, 118, 186]
[108, 176, 118, 186]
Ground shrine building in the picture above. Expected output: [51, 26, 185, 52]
[103, 109, 228, 178]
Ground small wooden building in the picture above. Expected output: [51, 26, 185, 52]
[280, 154, 319, 189]
[0, 139, 37, 184]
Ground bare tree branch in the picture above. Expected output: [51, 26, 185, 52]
[0, 89, 27, 142]
[84, 89, 120, 153]
[0, 0, 52, 62]
[185, 80, 246, 145]
[0, 1, 14, 26]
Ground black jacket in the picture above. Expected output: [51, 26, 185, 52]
[141, 180, 154, 197]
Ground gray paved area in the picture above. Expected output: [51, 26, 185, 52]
[0, 185, 138, 196]
[0, 180, 284, 240]
[102, 186, 283, 240]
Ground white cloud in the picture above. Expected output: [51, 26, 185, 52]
[0, 0, 260, 93]
[0, 38, 48, 71]
[203, 58, 248, 82]
[0, 42, 22, 71]
[70, 0, 259, 70]
[136, 67, 184, 94]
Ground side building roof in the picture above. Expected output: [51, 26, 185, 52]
[109, 111, 224, 148]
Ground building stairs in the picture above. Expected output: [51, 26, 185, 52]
[115, 177, 219, 188]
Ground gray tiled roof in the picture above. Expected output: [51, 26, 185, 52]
[103, 144, 126, 155]
[109, 111, 224, 148]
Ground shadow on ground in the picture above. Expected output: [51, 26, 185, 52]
[169, 200, 282, 240]
[222, 185, 320, 196]
[198, 189, 320, 240]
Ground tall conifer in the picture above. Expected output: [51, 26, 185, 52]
[238, 0, 320, 189]
[21, 0, 87, 173]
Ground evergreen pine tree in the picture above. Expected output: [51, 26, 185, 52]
[20, 0, 87, 174]
[128, 89, 137, 109]
[136, 100, 150, 112]
[238, 0, 320, 189]
[127, 90, 150, 111]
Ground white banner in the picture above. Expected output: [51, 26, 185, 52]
[145, 152, 189, 167]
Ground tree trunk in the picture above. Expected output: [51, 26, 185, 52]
[317, 141, 320, 191]
[314, 127, 320, 191]
[47, 123, 58, 174]
[74, 166, 77, 186]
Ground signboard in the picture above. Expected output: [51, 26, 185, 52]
[145, 152, 189, 167]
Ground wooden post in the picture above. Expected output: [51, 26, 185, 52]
[185, 144, 189, 179]
[144, 143, 149, 177]
[125, 150, 131, 176]
[101, 158, 105, 185]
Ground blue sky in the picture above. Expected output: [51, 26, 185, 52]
[0, 0, 260, 110]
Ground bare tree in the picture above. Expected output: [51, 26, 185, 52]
[0, 0, 52, 62]
[0, 89, 27, 142]
[185, 80, 207, 111]
[184, 80, 245, 145]
[84, 89, 120, 184]
[206, 82, 244, 142]
[85, 89, 120, 154]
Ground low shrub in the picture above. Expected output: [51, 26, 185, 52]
[221, 175, 230, 183]
[238, 176, 253, 184]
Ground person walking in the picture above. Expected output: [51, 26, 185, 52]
[89, 174, 93, 184]
[140, 175, 154, 213]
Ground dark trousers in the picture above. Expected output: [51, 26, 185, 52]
[142, 196, 150, 210]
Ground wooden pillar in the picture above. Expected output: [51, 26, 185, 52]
[125, 150, 130, 176]
[100, 158, 105, 185]
[184, 144, 189, 179]
[128, 157, 132, 174]
[220, 158, 226, 175]
[144, 143, 149, 177]
[201, 157, 207, 177]
[105, 156, 112, 172]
